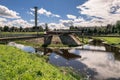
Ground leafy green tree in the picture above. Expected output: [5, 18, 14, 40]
[116, 21, 120, 34]
[10, 26, 15, 32]
[0, 27, 3, 32]
[39, 26, 44, 32]
[93, 28, 97, 35]
[45, 23, 49, 31]
[3, 26, 9, 32]
[32, 26, 36, 32]
[20, 26, 23, 32]
[70, 25, 74, 30]
[106, 24, 112, 34]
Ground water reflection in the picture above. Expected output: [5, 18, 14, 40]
[36, 48, 81, 60]
[48, 45, 120, 80]
[8, 42, 35, 53]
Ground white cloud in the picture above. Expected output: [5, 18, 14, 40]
[38, 22, 69, 30]
[48, 23, 69, 30]
[74, 18, 85, 23]
[30, 19, 34, 22]
[76, 0, 120, 26]
[27, 11, 34, 16]
[30, 19, 40, 23]
[67, 14, 76, 19]
[0, 18, 33, 28]
[0, 5, 33, 28]
[0, 5, 20, 18]
[38, 8, 60, 18]
[0, 17, 7, 27]
[60, 19, 73, 27]
[9, 19, 33, 28]
[0, 17, 7, 22]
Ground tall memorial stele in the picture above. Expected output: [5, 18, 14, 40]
[34, 7, 38, 34]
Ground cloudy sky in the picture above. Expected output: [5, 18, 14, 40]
[0, 0, 120, 29]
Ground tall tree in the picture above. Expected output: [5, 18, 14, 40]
[45, 23, 49, 31]
[20, 26, 23, 32]
[10, 26, 15, 32]
[0, 27, 3, 32]
[93, 27, 97, 35]
[70, 25, 74, 30]
[3, 26, 9, 32]
[39, 26, 44, 32]
[116, 21, 120, 34]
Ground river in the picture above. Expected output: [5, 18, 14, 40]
[47, 45, 120, 80]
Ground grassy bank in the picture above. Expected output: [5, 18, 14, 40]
[0, 45, 83, 80]
[15, 40, 43, 48]
[16, 40, 69, 48]
[94, 37, 120, 48]
[78, 37, 89, 44]
[47, 44, 68, 47]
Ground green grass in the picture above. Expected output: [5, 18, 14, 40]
[15, 40, 43, 48]
[16, 40, 79, 48]
[0, 45, 83, 80]
[48, 44, 68, 47]
[78, 37, 89, 44]
[94, 37, 120, 48]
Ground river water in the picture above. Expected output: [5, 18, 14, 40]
[8, 42, 120, 80]
[48, 45, 120, 80]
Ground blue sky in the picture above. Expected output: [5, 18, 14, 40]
[0, 0, 84, 22]
[0, 0, 120, 29]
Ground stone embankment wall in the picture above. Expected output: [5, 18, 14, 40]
[103, 43, 120, 54]
[90, 39, 120, 54]
[44, 35, 52, 45]
[59, 34, 81, 46]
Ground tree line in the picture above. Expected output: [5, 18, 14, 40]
[70, 21, 120, 35]
[0, 21, 120, 35]
[0, 24, 49, 32]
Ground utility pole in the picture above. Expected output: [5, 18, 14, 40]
[34, 6, 38, 36]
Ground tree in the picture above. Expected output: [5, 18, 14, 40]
[112, 26, 115, 33]
[93, 28, 97, 35]
[3, 26, 9, 32]
[20, 26, 23, 32]
[45, 23, 49, 31]
[10, 26, 15, 32]
[70, 25, 74, 30]
[38, 26, 44, 32]
[105, 24, 112, 34]
[116, 21, 120, 34]
[0, 27, 3, 32]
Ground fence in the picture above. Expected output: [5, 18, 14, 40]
[0, 34, 43, 38]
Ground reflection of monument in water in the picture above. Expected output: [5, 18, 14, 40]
[36, 48, 81, 60]
[53, 49, 81, 60]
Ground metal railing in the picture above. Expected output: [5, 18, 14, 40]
[0, 34, 39, 38]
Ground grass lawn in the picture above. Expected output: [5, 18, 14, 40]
[94, 37, 120, 48]
[15, 40, 43, 48]
[0, 45, 83, 80]
[47, 44, 68, 47]
[78, 37, 89, 44]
